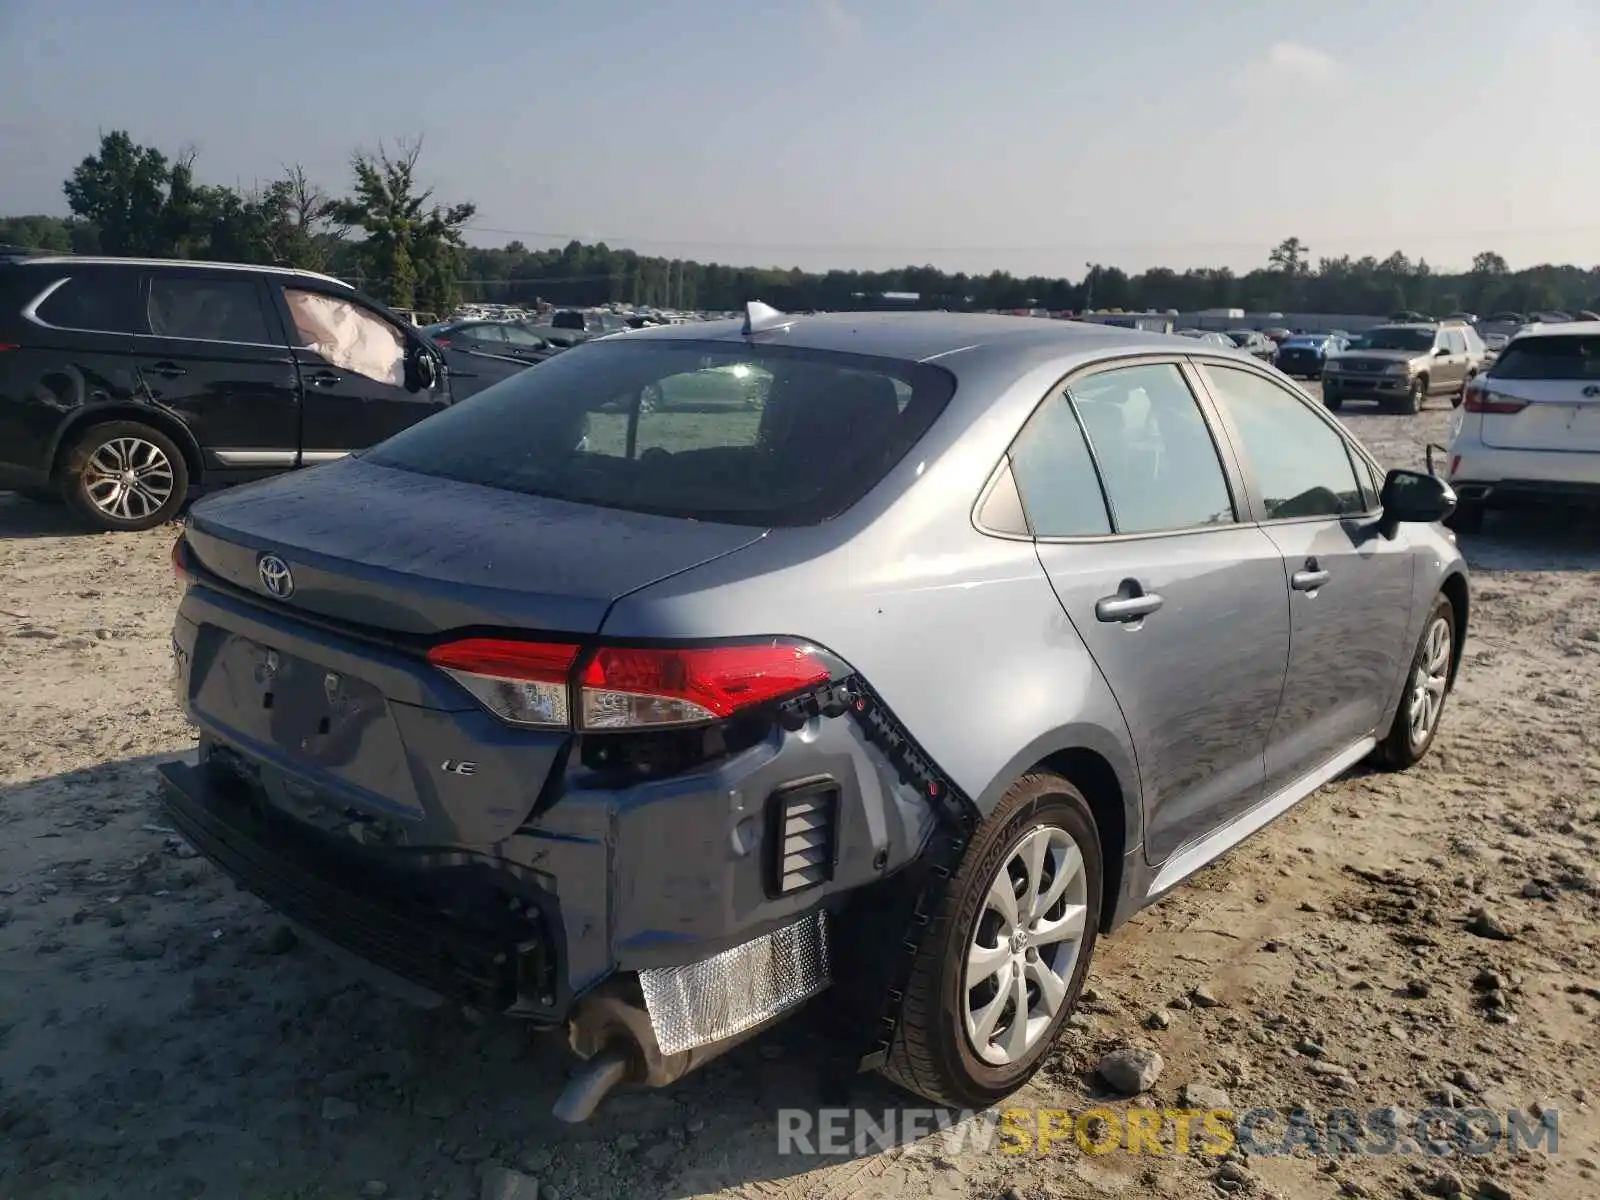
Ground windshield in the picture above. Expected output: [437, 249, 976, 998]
[1361, 327, 1435, 352]
[364, 340, 955, 525]
[1282, 336, 1325, 348]
[1490, 335, 1600, 381]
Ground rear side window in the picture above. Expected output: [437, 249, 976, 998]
[1490, 335, 1600, 380]
[31, 272, 143, 334]
[1006, 394, 1111, 536]
[148, 276, 274, 344]
[363, 340, 955, 526]
[1067, 363, 1235, 534]
[1202, 365, 1365, 519]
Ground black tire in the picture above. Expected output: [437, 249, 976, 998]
[1323, 389, 1344, 412]
[1444, 497, 1485, 534]
[62, 420, 189, 532]
[879, 774, 1103, 1108]
[1393, 376, 1425, 415]
[1375, 596, 1456, 770]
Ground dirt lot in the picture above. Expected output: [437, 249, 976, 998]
[2, 389, 1597, 1200]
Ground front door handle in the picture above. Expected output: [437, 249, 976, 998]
[1095, 582, 1164, 623]
[147, 361, 187, 379]
[1291, 559, 1331, 592]
[307, 371, 340, 387]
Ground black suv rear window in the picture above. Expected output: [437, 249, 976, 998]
[364, 339, 956, 525]
[1490, 335, 1600, 380]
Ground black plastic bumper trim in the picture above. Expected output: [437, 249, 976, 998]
[158, 760, 541, 1015]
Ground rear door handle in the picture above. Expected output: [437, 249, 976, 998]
[1291, 567, 1331, 592]
[147, 361, 187, 379]
[307, 371, 340, 387]
[1095, 589, 1164, 623]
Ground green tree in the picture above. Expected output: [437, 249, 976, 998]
[63, 131, 174, 255]
[333, 139, 476, 309]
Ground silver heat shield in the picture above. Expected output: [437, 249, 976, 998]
[638, 911, 831, 1056]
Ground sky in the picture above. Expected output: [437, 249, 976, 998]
[2, 0, 1598, 280]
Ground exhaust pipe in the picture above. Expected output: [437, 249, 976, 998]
[551, 977, 774, 1123]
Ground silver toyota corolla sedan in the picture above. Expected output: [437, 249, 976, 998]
[161, 305, 1469, 1119]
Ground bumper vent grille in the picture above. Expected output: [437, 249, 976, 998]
[767, 778, 838, 895]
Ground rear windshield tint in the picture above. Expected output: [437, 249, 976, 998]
[1490, 335, 1600, 381]
[364, 339, 957, 525]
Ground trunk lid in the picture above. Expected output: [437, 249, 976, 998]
[177, 456, 769, 844]
[1479, 378, 1600, 452]
[1478, 332, 1600, 452]
[184, 455, 769, 635]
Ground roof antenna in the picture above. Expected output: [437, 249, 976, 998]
[743, 300, 792, 335]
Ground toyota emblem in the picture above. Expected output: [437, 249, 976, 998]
[258, 554, 294, 599]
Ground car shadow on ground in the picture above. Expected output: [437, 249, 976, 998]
[1456, 507, 1600, 573]
[0, 492, 94, 540]
[0, 752, 933, 1199]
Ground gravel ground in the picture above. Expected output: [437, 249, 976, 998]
[2, 386, 1597, 1200]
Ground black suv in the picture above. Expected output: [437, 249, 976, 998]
[0, 256, 526, 531]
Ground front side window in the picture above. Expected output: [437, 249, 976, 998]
[1067, 363, 1236, 534]
[1006, 394, 1112, 536]
[465, 324, 507, 344]
[283, 288, 407, 387]
[31, 272, 143, 334]
[363, 340, 954, 525]
[1444, 330, 1467, 354]
[1202, 365, 1364, 519]
[501, 325, 548, 348]
[147, 276, 274, 344]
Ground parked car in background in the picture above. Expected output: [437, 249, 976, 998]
[1445, 322, 1600, 531]
[424, 319, 563, 366]
[1227, 330, 1277, 360]
[392, 309, 440, 328]
[160, 308, 1467, 1123]
[0, 255, 456, 530]
[1275, 333, 1347, 379]
[1262, 327, 1293, 344]
[1175, 329, 1238, 349]
[1322, 321, 1484, 413]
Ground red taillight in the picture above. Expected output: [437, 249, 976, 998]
[1462, 385, 1527, 414]
[579, 643, 832, 730]
[433, 338, 451, 348]
[425, 637, 833, 731]
[0, 343, 19, 352]
[426, 638, 580, 729]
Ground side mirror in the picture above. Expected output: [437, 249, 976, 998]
[1433, 346, 1449, 356]
[413, 347, 439, 390]
[1378, 468, 1456, 537]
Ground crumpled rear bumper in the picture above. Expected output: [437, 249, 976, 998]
[159, 756, 561, 1018]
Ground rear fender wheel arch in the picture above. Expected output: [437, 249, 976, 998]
[879, 772, 1104, 1108]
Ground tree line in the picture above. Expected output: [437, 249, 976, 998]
[5, 132, 1599, 318]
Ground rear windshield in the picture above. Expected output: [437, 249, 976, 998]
[1490, 335, 1600, 381]
[364, 339, 956, 525]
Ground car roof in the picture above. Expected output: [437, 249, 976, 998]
[1506, 320, 1600, 340]
[6, 255, 352, 289]
[617, 309, 1199, 363]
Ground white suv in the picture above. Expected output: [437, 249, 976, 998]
[1445, 322, 1600, 531]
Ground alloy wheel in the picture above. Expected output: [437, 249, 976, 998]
[963, 825, 1089, 1066]
[82, 436, 176, 523]
[1407, 616, 1452, 746]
